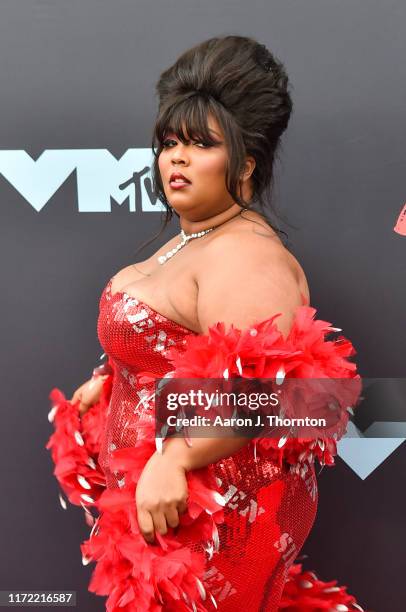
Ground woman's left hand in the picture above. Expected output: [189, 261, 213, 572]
[135, 451, 189, 544]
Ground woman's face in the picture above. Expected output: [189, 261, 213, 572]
[158, 113, 248, 221]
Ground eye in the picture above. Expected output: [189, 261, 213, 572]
[194, 141, 211, 148]
[162, 138, 212, 149]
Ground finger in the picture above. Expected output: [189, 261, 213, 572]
[177, 498, 189, 515]
[78, 402, 90, 416]
[71, 391, 82, 404]
[151, 509, 168, 536]
[137, 509, 155, 544]
[164, 505, 180, 529]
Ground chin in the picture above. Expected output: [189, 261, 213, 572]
[167, 199, 197, 213]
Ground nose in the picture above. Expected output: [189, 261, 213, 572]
[171, 142, 189, 165]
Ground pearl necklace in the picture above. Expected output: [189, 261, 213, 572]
[157, 227, 214, 264]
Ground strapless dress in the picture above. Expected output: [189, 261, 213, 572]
[96, 275, 318, 611]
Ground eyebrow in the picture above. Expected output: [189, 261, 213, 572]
[165, 127, 222, 138]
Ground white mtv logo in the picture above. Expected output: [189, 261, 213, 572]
[338, 421, 405, 479]
[0, 149, 164, 212]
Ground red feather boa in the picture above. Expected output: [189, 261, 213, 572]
[158, 306, 362, 472]
[46, 306, 366, 611]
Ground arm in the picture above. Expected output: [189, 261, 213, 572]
[160, 235, 303, 470]
[161, 434, 249, 471]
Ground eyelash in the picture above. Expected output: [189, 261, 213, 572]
[162, 139, 211, 149]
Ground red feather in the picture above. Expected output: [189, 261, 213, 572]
[46, 306, 366, 611]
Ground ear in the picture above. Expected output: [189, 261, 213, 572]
[240, 156, 256, 182]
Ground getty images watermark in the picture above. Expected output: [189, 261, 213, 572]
[154, 377, 363, 440]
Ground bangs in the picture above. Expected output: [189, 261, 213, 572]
[153, 96, 224, 149]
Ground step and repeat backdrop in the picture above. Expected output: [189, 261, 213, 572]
[0, 1, 405, 611]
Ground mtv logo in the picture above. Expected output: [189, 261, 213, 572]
[337, 421, 405, 479]
[0, 149, 164, 212]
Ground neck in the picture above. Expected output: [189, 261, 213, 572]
[179, 203, 244, 235]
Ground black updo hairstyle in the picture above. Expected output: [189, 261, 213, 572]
[135, 34, 294, 257]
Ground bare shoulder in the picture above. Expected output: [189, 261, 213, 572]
[206, 222, 310, 300]
[202, 225, 307, 291]
[196, 228, 310, 337]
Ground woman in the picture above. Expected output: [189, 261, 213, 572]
[47, 35, 365, 611]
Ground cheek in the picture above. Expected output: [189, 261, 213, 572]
[158, 155, 166, 175]
[197, 154, 228, 183]
[158, 156, 172, 187]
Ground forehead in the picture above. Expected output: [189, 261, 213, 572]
[166, 112, 223, 138]
[207, 114, 223, 136]
[205, 113, 222, 134]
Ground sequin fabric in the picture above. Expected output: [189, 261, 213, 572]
[97, 276, 318, 611]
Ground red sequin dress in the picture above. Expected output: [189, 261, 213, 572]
[97, 276, 318, 611]
[47, 274, 364, 612]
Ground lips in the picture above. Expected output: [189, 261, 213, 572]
[169, 172, 191, 184]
